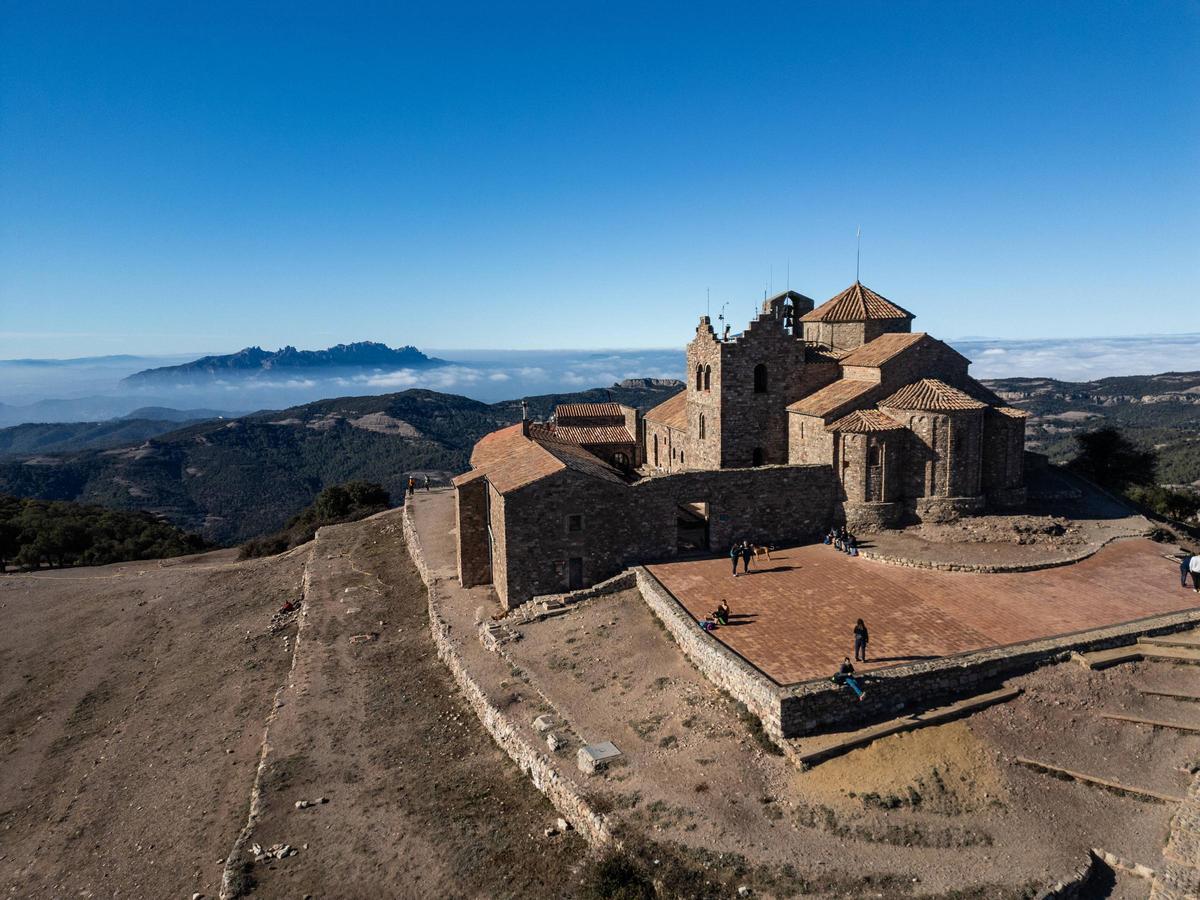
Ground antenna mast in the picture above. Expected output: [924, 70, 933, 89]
[856, 226, 862, 283]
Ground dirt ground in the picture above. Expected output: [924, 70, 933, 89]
[498, 586, 1190, 897]
[0, 516, 587, 899]
[862, 473, 1155, 568]
[0, 548, 305, 898]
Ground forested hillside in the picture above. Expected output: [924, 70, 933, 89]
[0, 382, 682, 544]
[984, 371, 1200, 487]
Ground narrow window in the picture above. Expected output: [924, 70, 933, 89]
[699, 413, 706, 440]
[753, 363, 767, 393]
[567, 514, 583, 533]
[653, 434, 659, 466]
[695, 365, 703, 391]
[703, 365, 711, 391]
[680, 451, 685, 466]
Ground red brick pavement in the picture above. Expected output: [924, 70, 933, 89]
[646, 538, 1194, 685]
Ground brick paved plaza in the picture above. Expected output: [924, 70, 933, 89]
[646, 538, 1194, 685]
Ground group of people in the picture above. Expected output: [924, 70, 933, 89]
[833, 618, 871, 700]
[729, 540, 755, 576]
[405, 474, 433, 497]
[824, 525, 859, 556]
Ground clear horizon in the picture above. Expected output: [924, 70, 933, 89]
[2, 3, 1198, 359]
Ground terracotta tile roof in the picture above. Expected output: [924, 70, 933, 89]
[879, 379, 987, 411]
[555, 402, 624, 423]
[956, 376, 1004, 406]
[804, 345, 848, 365]
[644, 389, 687, 430]
[838, 332, 928, 367]
[461, 422, 629, 494]
[543, 424, 635, 445]
[826, 409, 906, 433]
[992, 406, 1030, 419]
[787, 379, 877, 418]
[799, 282, 915, 323]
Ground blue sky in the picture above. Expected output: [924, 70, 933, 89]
[2, 1, 1197, 358]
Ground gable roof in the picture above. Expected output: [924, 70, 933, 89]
[879, 378, 987, 411]
[787, 379, 877, 418]
[459, 422, 628, 494]
[533, 422, 635, 446]
[826, 409, 905, 433]
[555, 402, 624, 423]
[643, 389, 687, 430]
[800, 282, 915, 323]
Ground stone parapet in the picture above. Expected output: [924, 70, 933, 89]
[402, 505, 614, 846]
[635, 567, 788, 740]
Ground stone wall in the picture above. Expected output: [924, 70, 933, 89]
[487, 482, 510, 604]
[455, 477, 491, 587]
[496, 463, 834, 607]
[644, 420, 687, 474]
[788, 413, 836, 465]
[781, 607, 1200, 736]
[401, 504, 615, 847]
[635, 567, 788, 736]
[983, 408, 1026, 505]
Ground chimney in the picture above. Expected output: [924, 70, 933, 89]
[521, 399, 530, 437]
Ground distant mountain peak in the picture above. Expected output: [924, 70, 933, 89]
[121, 342, 447, 384]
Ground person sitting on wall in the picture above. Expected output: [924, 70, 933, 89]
[711, 600, 730, 626]
[832, 657, 865, 701]
[823, 528, 835, 546]
[846, 534, 859, 557]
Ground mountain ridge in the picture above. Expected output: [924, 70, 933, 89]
[121, 341, 447, 384]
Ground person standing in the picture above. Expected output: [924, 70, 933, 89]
[730, 542, 741, 577]
[422, 474, 430, 491]
[1185, 552, 1200, 593]
[854, 618, 869, 662]
[740, 540, 753, 574]
[406, 476, 416, 498]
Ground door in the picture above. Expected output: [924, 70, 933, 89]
[568, 557, 584, 590]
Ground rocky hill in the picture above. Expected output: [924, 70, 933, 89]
[0, 381, 683, 544]
[121, 341, 446, 384]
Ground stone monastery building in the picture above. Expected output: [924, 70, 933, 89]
[454, 282, 1028, 607]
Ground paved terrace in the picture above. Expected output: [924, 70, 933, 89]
[646, 538, 1194, 685]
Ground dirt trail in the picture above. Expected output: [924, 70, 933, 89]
[232, 511, 584, 898]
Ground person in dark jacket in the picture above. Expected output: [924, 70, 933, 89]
[730, 543, 741, 576]
[740, 541, 753, 574]
[854, 619, 869, 662]
[833, 657, 865, 700]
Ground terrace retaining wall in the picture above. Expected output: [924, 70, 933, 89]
[634, 565, 1200, 740]
[402, 505, 614, 847]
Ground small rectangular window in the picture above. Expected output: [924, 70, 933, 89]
[567, 514, 583, 533]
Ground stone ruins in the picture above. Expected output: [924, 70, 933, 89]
[454, 281, 1028, 607]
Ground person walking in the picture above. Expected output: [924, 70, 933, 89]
[730, 542, 741, 577]
[422, 474, 430, 491]
[853, 618, 869, 662]
[740, 540, 753, 574]
[406, 476, 416, 498]
[1184, 552, 1200, 593]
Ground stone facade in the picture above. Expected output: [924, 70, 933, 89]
[453, 279, 1028, 605]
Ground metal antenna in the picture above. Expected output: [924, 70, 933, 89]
[856, 226, 862, 283]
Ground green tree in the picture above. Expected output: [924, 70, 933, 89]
[1067, 426, 1158, 490]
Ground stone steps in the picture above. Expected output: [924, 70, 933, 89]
[785, 685, 1022, 769]
[1075, 632, 1200, 670]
